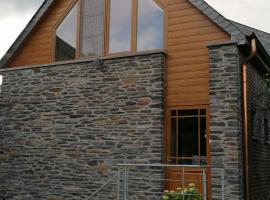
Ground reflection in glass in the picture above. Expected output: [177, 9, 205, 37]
[80, 0, 104, 57]
[109, 0, 132, 53]
[137, 0, 164, 51]
[55, 3, 78, 61]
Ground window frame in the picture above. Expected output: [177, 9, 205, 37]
[53, 0, 166, 62]
[105, 0, 166, 56]
[165, 106, 210, 165]
[52, 0, 82, 62]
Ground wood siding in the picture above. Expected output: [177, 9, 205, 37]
[166, 0, 229, 107]
[8, 0, 74, 67]
[8, 0, 230, 107]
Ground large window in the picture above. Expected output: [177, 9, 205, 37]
[109, 0, 132, 53]
[170, 109, 207, 165]
[55, 2, 78, 61]
[54, 0, 164, 61]
[137, 0, 164, 51]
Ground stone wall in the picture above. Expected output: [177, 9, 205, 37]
[208, 43, 244, 200]
[247, 63, 270, 200]
[0, 53, 165, 200]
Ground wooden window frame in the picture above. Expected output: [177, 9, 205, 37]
[53, 0, 166, 62]
[104, 0, 166, 55]
[165, 106, 210, 165]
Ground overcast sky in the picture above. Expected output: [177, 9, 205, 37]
[0, 0, 270, 60]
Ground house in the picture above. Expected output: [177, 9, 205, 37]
[0, 0, 269, 199]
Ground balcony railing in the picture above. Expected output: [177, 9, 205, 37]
[88, 161, 225, 200]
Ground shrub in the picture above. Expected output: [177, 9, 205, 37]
[162, 183, 203, 200]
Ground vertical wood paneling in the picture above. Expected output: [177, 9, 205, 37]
[165, 0, 229, 107]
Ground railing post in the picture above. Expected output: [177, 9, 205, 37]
[123, 154, 128, 200]
[117, 167, 121, 200]
[203, 169, 207, 200]
[221, 168, 225, 200]
[182, 167, 185, 199]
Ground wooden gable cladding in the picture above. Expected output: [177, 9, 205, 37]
[165, 0, 230, 107]
[8, 0, 74, 67]
[7, 0, 230, 109]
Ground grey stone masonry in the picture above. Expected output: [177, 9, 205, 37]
[247, 63, 270, 200]
[0, 52, 165, 200]
[208, 43, 243, 200]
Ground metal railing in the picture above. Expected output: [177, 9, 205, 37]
[88, 162, 225, 200]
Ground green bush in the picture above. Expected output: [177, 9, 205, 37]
[162, 183, 203, 200]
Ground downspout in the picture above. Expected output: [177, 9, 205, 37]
[242, 38, 256, 200]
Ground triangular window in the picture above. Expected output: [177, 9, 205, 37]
[55, 2, 78, 61]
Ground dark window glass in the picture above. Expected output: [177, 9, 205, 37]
[170, 109, 207, 165]
[200, 117, 206, 156]
[171, 118, 177, 162]
[137, 0, 164, 51]
[55, 3, 78, 61]
[171, 110, 176, 117]
[80, 0, 104, 57]
[178, 117, 198, 158]
[109, 0, 132, 53]
[178, 109, 198, 116]
[200, 109, 206, 116]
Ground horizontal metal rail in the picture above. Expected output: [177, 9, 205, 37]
[117, 163, 210, 168]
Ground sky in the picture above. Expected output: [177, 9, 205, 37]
[0, 0, 270, 61]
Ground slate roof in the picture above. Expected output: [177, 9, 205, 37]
[187, 0, 245, 40]
[229, 20, 270, 55]
[1, 0, 270, 68]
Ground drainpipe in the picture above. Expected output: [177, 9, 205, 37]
[242, 38, 256, 200]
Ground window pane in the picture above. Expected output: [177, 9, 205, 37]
[109, 0, 131, 53]
[178, 109, 198, 116]
[80, 0, 104, 57]
[200, 109, 206, 116]
[55, 3, 78, 61]
[171, 118, 177, 163]
[200, 117, 206, 156]
[171, 110, 176, 117]
[178, 117, 198, 158]
[137, 0, 164, 51]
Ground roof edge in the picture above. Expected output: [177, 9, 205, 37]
[0, 0, 55, 68]
[187, 0, 245, 40]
